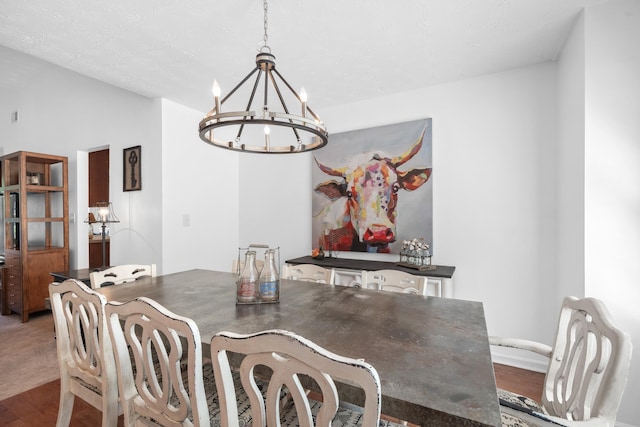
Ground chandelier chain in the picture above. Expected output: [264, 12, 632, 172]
[263, 0, 269, 49]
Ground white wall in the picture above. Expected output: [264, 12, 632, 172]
[554, 2, 639, 424]
[239, 152, 313, 265]
[556, 12, 587, 303]
[160, 98, 240, 274]
[0, 45, 162, 271]
[107, 98, 163, 271]
[583, 1, 640, 424]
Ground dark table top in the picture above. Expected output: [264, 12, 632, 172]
[50, 268, 95, 286]
[286, 256, 456, 278]
[99, 269, 499, 427]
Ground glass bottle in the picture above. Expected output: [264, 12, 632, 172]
[237, 250, 258, 303]
[399, 240, 409, 263]
[258, 249, 279, 302]
[423, 249, 432, 266]
[408, 241, 417, 265]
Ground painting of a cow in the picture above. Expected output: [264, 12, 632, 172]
[312, 119, 432, 254]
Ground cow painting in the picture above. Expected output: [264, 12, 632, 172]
[313, 124, 432, 253]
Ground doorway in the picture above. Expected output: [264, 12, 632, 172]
[88, 149, 109, 268]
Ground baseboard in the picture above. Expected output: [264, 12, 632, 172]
[616, 422, 638, 427]
[490, 349, 548, 373]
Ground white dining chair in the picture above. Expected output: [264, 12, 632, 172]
[49, 278, 120, 427]
[106, 296, 211, 426]
[363, 269, 430, 296]
[90, 263, 156, 289]
[210, 329, 403, 427]
[282, 263, 335, 284]
[491, 296, 632, 427]
[105, 296, 254, 427]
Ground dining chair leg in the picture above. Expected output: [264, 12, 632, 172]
[101, 396, 119, 427]
[55, 376, 75, 427]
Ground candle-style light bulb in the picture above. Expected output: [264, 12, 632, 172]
[212, 80, 221, 114]
[98, 207, 108, 223]
[300, 87, 307, 118]
[264, 125, 271, 151]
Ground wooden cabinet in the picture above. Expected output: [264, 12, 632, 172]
[0, 151, 69, 322]
[285, 256, 455, 298]
[89, 237, 109, 269]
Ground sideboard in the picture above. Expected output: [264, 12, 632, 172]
[285, 256, 455, 298]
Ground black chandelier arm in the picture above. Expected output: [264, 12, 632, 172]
[267, 69, 302, 142]
[272, 68, 322, 123]
[263, 68, 270, 111]
[220, 66, 260, 106]
[237, 69, 265, 141]
[267, 69, 290, 116]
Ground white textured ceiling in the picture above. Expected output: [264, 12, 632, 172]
[0, 0, 606, 113]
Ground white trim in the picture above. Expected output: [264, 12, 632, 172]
[491, 350, 548, 373]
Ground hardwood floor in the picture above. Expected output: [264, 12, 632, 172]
[0, 364, 544, 426]
[0, 379, 124, 427]
[494, 363, 545, 401]
[0, 312, 59, 401]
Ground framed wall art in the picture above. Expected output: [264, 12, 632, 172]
[123, 145, 142, 191]
[311, 118, 433, 254]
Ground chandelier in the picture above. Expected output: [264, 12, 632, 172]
[198, 0, 328, 154]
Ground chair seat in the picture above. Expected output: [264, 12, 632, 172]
[499, 408, 567, 427]
[500, 411, 538, 427]
[280, 399, 405, 427]
[202, 364, 255, 426]
[498, 388, 561, 427]
[497, 388, 543, 414]
[69, 375, 102, 396]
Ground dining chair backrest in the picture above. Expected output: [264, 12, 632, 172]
[491, 296, 632, 426]
[282, 263, 335, 284]
[363, 269, 429, 296]
[105, 297, 210, 427]
[90, 264, 156, 289]
[210, 329, 382, 427]
[49, 279, 119, 427]
[543, 297, 632, 422]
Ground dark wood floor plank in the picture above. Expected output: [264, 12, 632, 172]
[0, 401, 19, 425]
[494, 362, 545, 401]
[0, 379, 124, 427]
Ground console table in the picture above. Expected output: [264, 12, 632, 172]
[286, 256, 455, 298]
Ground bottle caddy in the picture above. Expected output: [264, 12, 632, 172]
[236, 244, 280, 304]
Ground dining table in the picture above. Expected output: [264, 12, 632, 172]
[98, 269, 501, 427]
